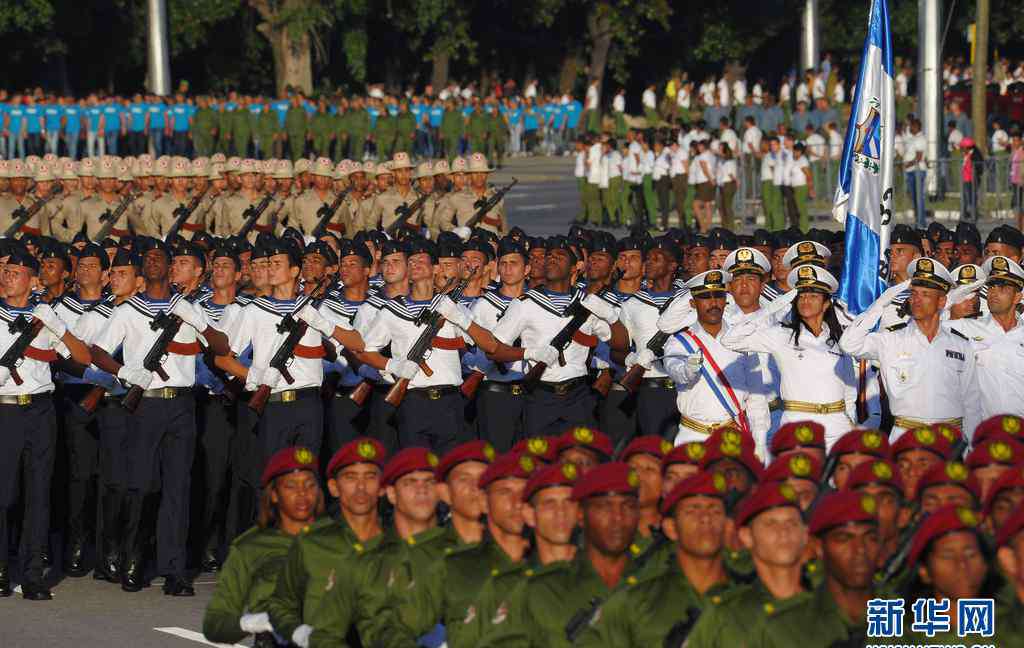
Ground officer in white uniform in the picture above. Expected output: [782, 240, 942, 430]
[658, 269, 770, 454]
[840, 257, 982, 444]
[947, 256, 1024, 420]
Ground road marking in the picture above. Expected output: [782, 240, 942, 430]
[513, 204, 558, 212]
[154, 627, 247, 647]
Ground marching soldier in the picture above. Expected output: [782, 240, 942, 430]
[0, 246, 93, 600]
[840, 257, 982, 442]
[78, 158, 138, 241]
[284, 94, 309, 162]
[49, 161, 85, 242]
[202, 446, 323, 647]
[147, 157, 197, 238]
[367, 152, 422, 233]
[217, 159, 273, 238]
[0, 160, 51, 237]
[290, 157, 337, 235]
[446, 153, 508, 236]
[89, 237, 231, 595]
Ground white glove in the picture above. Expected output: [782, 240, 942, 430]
[581, 294, 620, 323]
[297, 304, 337, 337]
[626, 348, 656, 370]
[0, 366, 11, 386]
[766, 288, 798, 316]
[292, 624, 313, 648]
[657, 296, 694, 334]
[239, 612, 273, 635]
[385, 358, 420, 380]
[170, 299, 207, 332]
[117, 365, 153, 389]
[686, 350, 703, 370]
[453, 226, 472, 241]
[244, 365, 282, 391]
[524, 345, 558, 367]
[31, 303, 67, 338]
[879, 279, 912, 305]
[945, 279, 985, 310]
[676, 351, 704, 384]
[434, 295, 473, 331]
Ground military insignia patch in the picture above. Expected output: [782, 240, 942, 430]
[573, 426, 594, 444]
[483, 443, 496, 462]
[527, 437, 549, 455]
[861, 494, 877, 515]
[686, 442, 706, 461]
[789, 454, 812, 477]
[627, 469, 640, 488]
[427, 452, 439, 467]
[945, 461, 968, 481]
[872, 461, 892, 480]
[357, 441, 377, 460]
[795, 425, 814, 443]
[562, 462, 578, 480]
[294, 448, 314, 465]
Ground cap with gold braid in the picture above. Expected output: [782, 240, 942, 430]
[782, 240, 830, 269]
[723, 247, 771, 277]
[950, 263, 985, 286]
[982, 255, 1024, 290]
[685, 269, 732, 297]
[786, 264, 839, 294]
[907, 257, 954, 292]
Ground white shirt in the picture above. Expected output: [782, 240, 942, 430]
[619, 290, 675, 379]
[623, 151, 644, 184]
[947, 314, 1024, 421]
[676, 86, 691, 109]
[761, 151, 777, 181]
[805, 133, 827, 161]
[773, 149, 793, 186]
[524, 83, 537, 99]
[717, 78, 731, 106]
[732, 79, 747, 106]
[840, 315, 982, 442]
[469, 291, 527, 382]
[722, 317, 857, 448]
[641, 149, 655, 176]
[586, 84, 599, 110]
[699, 82, 716, 106]
[492, 289, 611, 383]
[828, 129, 844, 160]
[743, 126, 763, 157]
[669, 146, 687, 177]
[780, 81, 792, 104]
[719, 128, 740, 157]
[587, 142, 603, 184]
[788, 155, 810, 187]
[96, 293, 208, 389]
[752, 83, 764, 105]
[689, 151, 715, 184]
[0, 302, 70, 395]
[606, 150, 622, 180]
[896, 72, 909, 98]
[612, 93, 626, 113]
[598, 152, 611, 189]
[992, 128, 1010, 153]
[832, 82, 845, 105]
[812, 77, 826, 100]
[903, 132, 927, 171]
[318, 294, 364, 387]
[652, 149, 671, 181]
[716, 158, 737, 185]
[227, 296, 331, 393]
[642, 89, 657, 110]
[796, 82, 811, 105]
[363, 295, 466, 389]
[574, 150, 586, 178]
[948, 128, 964, 153]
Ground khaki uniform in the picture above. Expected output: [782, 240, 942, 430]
[290, 188, 338, 236]
[79, 194, 141, 240]
[0, 194, 52, 237]
[420, 194, 446, 240]
[46, 191, 85, 242]
[445, 186, 508, 235]
[147, 191, 209, 238]
[218, 191, 275, 239]
[196, 190, 226, 233]
[366, 185, 421, 233]
[341, 192, 375, 234]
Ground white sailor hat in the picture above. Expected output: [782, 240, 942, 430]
[685, 269, 733, 297]
[723, 247, 771, 276]
[782, 240, 831, 269]
[951, 263, 986, 286]
[907, 257, 954, 292]
[786, 264, 839, 294]
[982, 256, 1024, 290]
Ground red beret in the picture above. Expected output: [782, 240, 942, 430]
[557, 426, 613, 459]
[842, 458, 904, 494]
[700, 433, 764, 481]
[983, 465, 1024, 515]
[382, 447, 439, 486]
[522, 462, 580, 502]
[974, 414, 1024, 445]
[660, 471, 729, 515]
[479, 451, 537, 489]
[808, 490, 878, 535]
[261, 446, 319, 487]
[512, 436, 560, 463]
[326, 437, 387, 477]
[618, 435, 674, 462]
[995, 502, 1024, 548]
[436, 440, 496, 481]
[908, 505, 983, 566]
[706, 426, 756, 454]
[891, 425, 955, 461]
[762, 452, 822, 484]
[570, 461, 638, 501]
[965, 433, 1024, 469]
[770, 420, 826, 455]
[829, 428, 890, 460]
[663, 441, 708, 470]
[735, 480, 802, 527]
[915, 461, 981, 503]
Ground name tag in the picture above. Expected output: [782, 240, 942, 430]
[945, 350, 965, 361]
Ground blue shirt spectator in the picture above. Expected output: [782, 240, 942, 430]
[272, 99, 290, 127]
[170, 103, 192, 132]
[565, 100, 582, 129]
[147, 102, 166, 130]
[8, 104, 25, 134]
[43, 104, 63, 133]
[429, 104, 444, 128]
[24, 105, 42, 134]
[760, 104, 785, 134]
[367, 106, 379, 129]
[129, 103, 148, 132]
[101, 103, 122, 133]
[64, 104, 82, 134]
[523, 107, 539, 132]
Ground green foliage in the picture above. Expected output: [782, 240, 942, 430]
[0, 0, 55, 34]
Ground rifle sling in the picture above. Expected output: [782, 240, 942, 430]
[166, 340, 201, 356]
[24, 346, 58, 363]
[293, 343, 326, 359]
[431, 335, 466, 351]
[571, 330, 598, 348]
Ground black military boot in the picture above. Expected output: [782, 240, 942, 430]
[93, 490, 123, 582]
[120, 553, 144, 593]
[65, 536, 89, 577]
[0, 563, 11, 597]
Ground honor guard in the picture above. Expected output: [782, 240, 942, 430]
[147, 157, 198, 238]
[0, 160, 51, 237]
[0, 247, 93, 600]
[218, 159, 274, 239]
[367, 152, 423, 234]
[90, 237, 231, 595]
[290, 157, 337, 235]
[840, 257, 982, 443]
[444, 153, 509, 236]
[78, 158, 136, 240]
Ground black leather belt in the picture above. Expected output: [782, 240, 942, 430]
[267, 387, 321, 403]
[482, 381, 525, 395]
[536, 377, 587, 396]
[141, 386, 192, 399]
[639, 377, 676, 390]
[0, 392, 51, 406]
[407, 385, 459, 400]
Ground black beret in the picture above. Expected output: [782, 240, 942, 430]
[111, 248, 142, 269]
[462, 237, 494, 261]
[7, 247, 39, 273]
[379, 238, 409, 258]
[407, 237, 439, 263]
[211, 245, 241, 269]
[338, 238, 373, 265]
[497, 237, 528, 260]
[77, 242, 110, 270]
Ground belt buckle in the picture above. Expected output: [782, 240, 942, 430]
[663, 379, 675, 389]
[554, 383, 569, 395]
[17, 394, 30, 406]
[281, 390, 297, 403]
[510, 384, 523, 396]
[427, 388, 442, 401]
[163, 387, 176, 399]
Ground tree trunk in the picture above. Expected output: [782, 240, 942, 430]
[971, 0, 989, 153]
[432, 46, 450, 91]
[558, 47, 580, 95]
[251, 0, 314, 95]
[586, 3, 613, 104]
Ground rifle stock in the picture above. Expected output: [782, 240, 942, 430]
[165, 185, 211, 240]
[464, 178, 517, 230]
[619, 364, 647, 393]
[122, 385, 143, 412]
[3, 185, 63, 237]
[460, 370, 486, 399]
[79, 386, 106, 414]
[349, 380, 373, 407]
[591, 367, 613, 398]
[384, 377, 410, 407]
[311, 188, 351, 238]
[248, 384, 272, 416]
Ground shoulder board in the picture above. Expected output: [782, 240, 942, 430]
[885, 322, 908, 332]
[950, 328, 968, 340]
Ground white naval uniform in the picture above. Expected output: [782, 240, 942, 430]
[946, 314, 1024, 421]
[54, 294, 109, 387]
[468, 290, 528, 382]
[318, 292, 364, 389]
[0, 303, 71, 395]
[840, 314, 982, 444]
[661, 321, 769, 454]
[722, 317, 857, 451]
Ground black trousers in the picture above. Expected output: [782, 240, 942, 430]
[226, 399, 261, 541]
[369, 384, 400, 455]
[0, 395, 57, 582]
[122, 393, 196, 578]
[62, 386, 100, 544]
[636, 385, 680, 439]
[254, 391, 323, 471]
[523, 382, 597, 438]
[395, 389, 464, 453]
[598, 387, 637, 452]
[476, 384, 525, 453]
[95, 395, 131, 552]
[325, 386, 369, 463]
[198, 394, 236, 553]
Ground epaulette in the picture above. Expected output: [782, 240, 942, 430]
[950, 328, 968, 340]
[885, 322, 908, 332]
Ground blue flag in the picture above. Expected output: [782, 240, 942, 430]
[833, 0, 896, 315]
